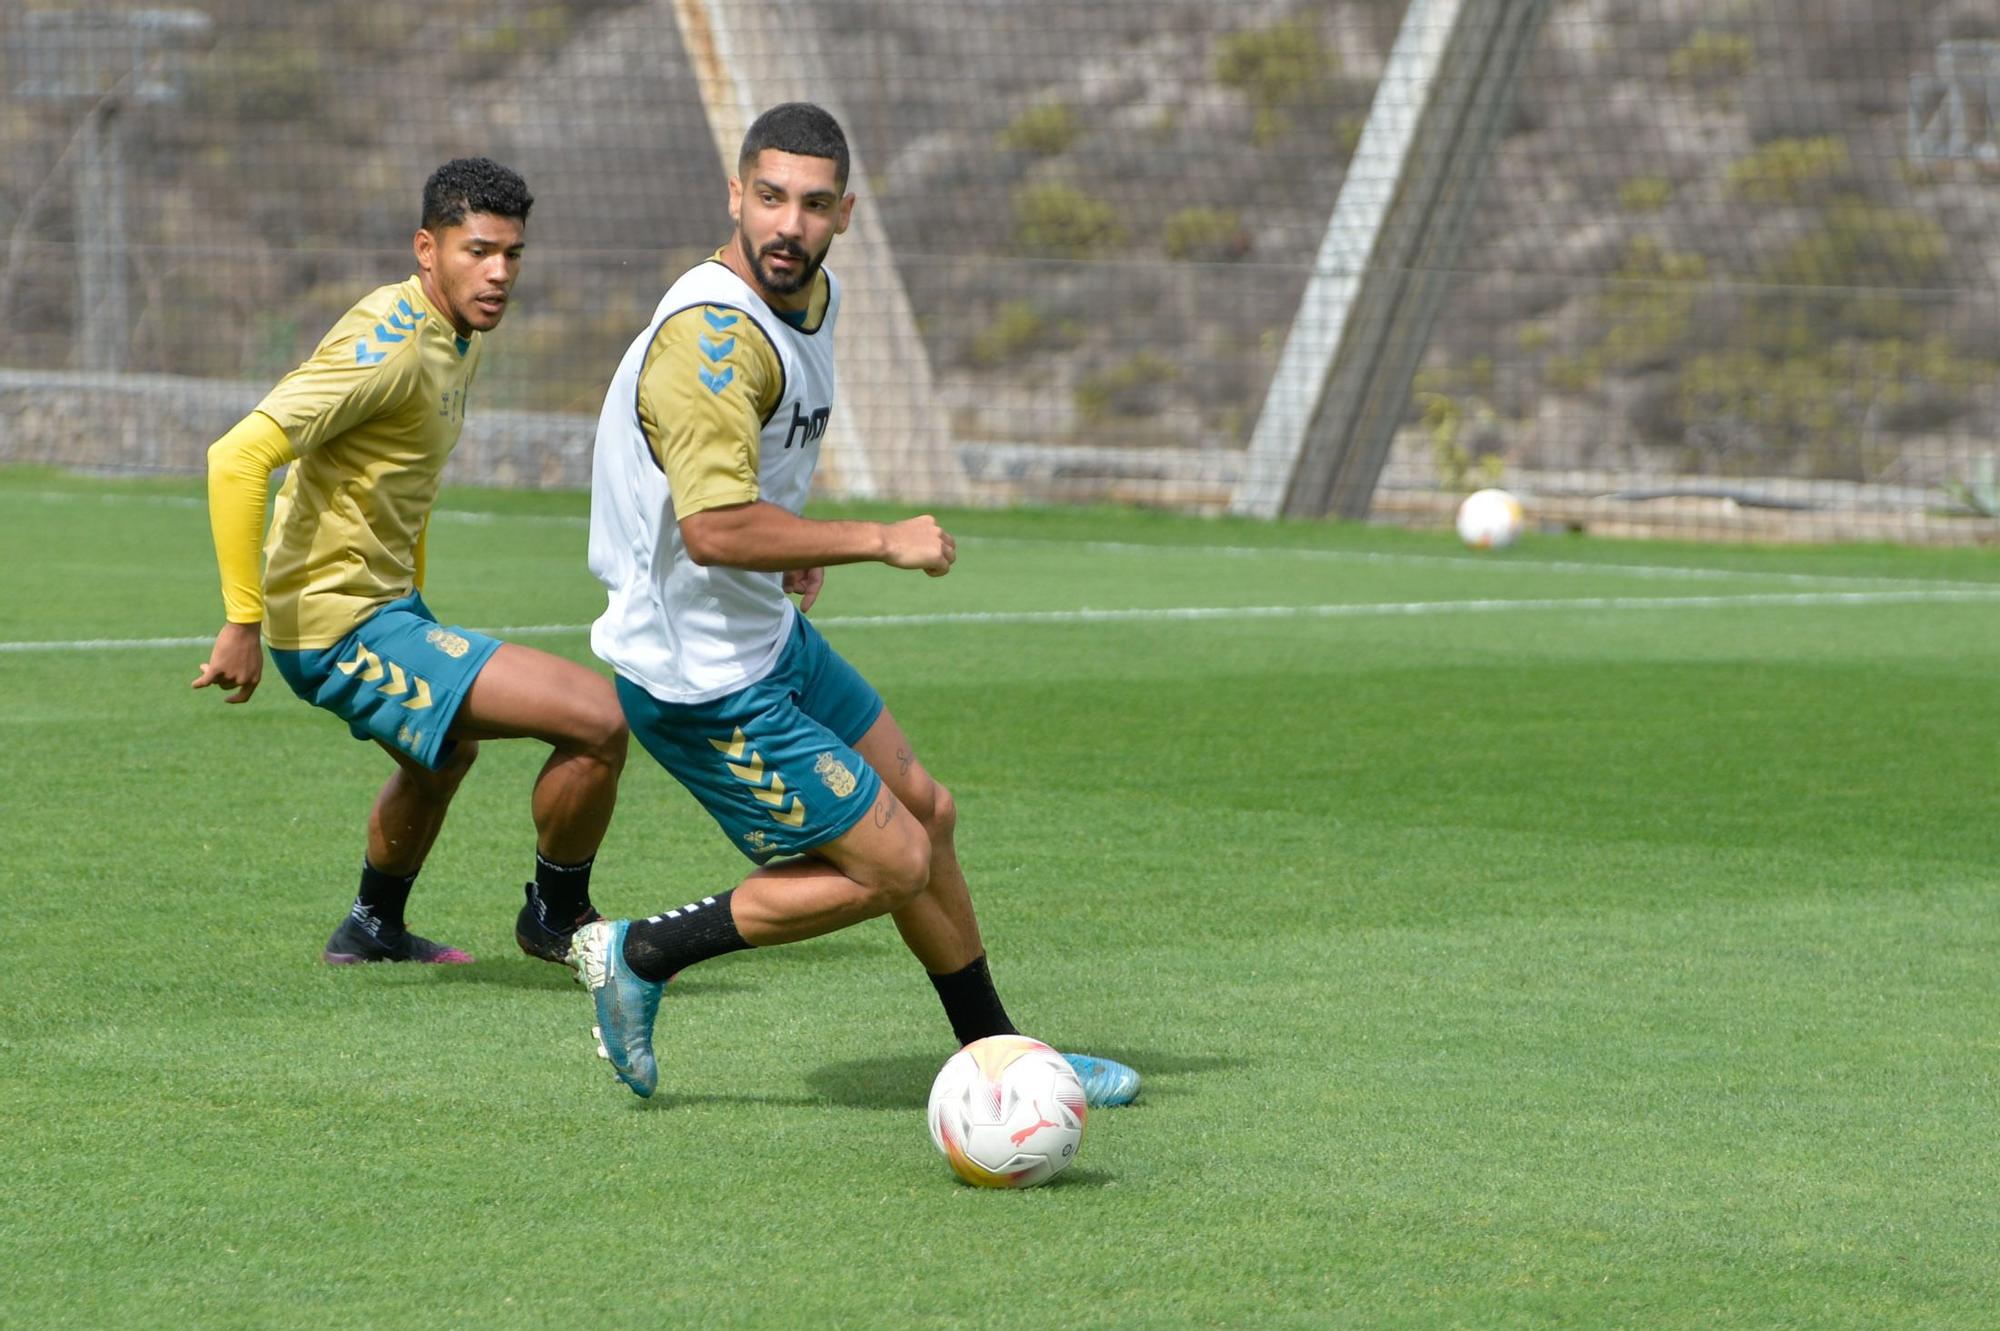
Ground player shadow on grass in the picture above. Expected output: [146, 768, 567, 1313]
[368, 958, 761, 996]
[803, 1049, 1241, 1111]
[617, 1087, 830, 1111]
[336, 935, 897, 996]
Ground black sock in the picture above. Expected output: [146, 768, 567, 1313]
[531, 852, 597, 928]
[621, 889, 751, 983]
[929, 954, 1018, 1046]
[355, 860, 418, 933]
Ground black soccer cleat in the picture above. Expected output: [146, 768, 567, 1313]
[323, 908, 474, 965]
[515, 883, 603, 966]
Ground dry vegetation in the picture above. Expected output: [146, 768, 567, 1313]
[2, 0, 1995, 487]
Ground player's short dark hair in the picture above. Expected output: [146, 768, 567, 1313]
[738, 102, 849, 189]
[421, 157, 534, 231]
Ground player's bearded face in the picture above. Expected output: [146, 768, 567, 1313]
[417, 213, 526, 335]
[729, 150, 852, 304]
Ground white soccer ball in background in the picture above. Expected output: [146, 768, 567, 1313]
[927, 1035, 1087, 1188]
[1455, 487, 1525, 550]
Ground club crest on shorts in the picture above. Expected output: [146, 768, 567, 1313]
[742, 828, 777, 855]
[425, 627, 471, 659]
[814, 751, 858, 797]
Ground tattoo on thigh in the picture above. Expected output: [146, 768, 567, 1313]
[896, 747, 914, 776]
[873, 793, 896, 828]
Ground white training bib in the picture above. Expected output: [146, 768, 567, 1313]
[588, 260, 840, 703]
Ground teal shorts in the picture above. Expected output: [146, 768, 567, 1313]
[269, 592, 501, 771]
[618, 614, 884, 864]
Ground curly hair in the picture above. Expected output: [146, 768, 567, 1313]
[421, 157, 534, 230]
[738, 103, 849, 189]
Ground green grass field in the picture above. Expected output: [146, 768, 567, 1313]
[4, 464, 1999, 1329]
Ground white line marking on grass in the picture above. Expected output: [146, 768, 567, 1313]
[428, 510, 587, 527]
[808, 588, 2000, 626]
[4, 490, 205, 509]
[976, 536, 2000, 592]
[11, 588, 2000, 654]
[0, 634, 217, 653]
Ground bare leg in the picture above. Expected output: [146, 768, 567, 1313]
[846, 708, 1139, 1102]
[451, 643, 628, 863]
[606, 775, 931, 999]
[367, 740, 480, 875]
[726, 783, 933, 945]
[323, 739, 484, 963]
[620, 706, 969, 962]
[581, 709, 988, 1096]
[850, 708, 984, 974]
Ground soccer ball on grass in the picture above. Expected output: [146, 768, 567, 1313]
[927, 1035, 1086, 1188]
[1455, 487, 1525, 550]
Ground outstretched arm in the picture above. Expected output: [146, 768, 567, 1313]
[679, 501, 954, 576]
[193, 412, 297, 703]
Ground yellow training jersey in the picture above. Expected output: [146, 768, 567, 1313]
[256, 276, 481, 649]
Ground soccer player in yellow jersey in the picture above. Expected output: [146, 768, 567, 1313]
[194, 158, 628, 966]
[571, 104, 1138, 1108]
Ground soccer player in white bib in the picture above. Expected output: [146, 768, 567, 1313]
[194, 159, 628, 968]
[574, 103, 1138, 1107]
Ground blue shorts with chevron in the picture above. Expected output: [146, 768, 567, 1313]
[269, 592, 501, 771]
[616, 614, 884, 865]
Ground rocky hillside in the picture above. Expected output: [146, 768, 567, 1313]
[3, 0, 1996, 503]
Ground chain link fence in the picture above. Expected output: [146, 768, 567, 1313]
[2, 0, 1997, 540]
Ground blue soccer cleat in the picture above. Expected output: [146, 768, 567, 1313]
[1063, 1052, 1140, 1107]
[568, 919, 663, 1098]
